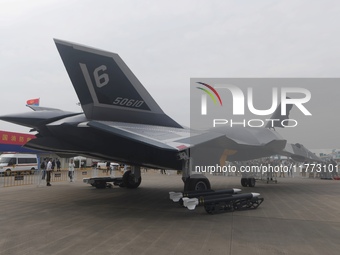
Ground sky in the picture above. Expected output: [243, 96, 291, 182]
[0, 0, 339, 151]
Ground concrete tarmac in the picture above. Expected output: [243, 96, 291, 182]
[0, 172, 340, 255]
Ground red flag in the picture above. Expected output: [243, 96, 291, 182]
[26, 98, 39, 106]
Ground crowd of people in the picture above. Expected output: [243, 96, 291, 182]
[40, 158, 75, 186]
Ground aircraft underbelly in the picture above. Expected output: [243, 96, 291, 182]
[27, 125, 182, 170]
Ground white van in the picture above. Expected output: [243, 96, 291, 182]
[0, 153, 38, 176]
[96, 162, 119, 170]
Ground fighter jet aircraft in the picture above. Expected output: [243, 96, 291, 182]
[0, 39, 319, 191]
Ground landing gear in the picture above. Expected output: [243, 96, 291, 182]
[122, 170, 142, 189]
[178, 150, 212, 192]
[241, 178, 248, 187]
[241, 177, 256, 187]
[184, 174, 211, 191]
[248, 177, 256, 187]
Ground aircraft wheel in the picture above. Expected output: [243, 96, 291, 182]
[248, 178, 256, 187]
[122, 170, 142, 189]
[184, 174, 211, 191]
[241, 178, 249, 187]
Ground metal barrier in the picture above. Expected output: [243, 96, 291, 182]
[0, 168, 121, 188]
[0, 173, 38, 187]
[0, 170, 69, 188]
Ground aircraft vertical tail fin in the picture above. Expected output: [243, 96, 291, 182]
[54, 39, 181, 128]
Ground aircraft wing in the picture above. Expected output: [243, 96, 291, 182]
[88, 121, 287, 159]
[87, 120, 195, 151]
[281, 143, 323, 162]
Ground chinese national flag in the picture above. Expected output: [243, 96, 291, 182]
[26, 98, 39, 106]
